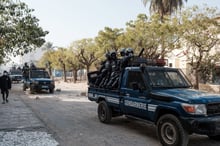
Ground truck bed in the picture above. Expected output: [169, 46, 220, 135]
[88, 87, 120, 104]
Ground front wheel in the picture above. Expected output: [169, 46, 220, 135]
[97, 101, 112, 123]
[23, 84, 26, 91]
[23, 85, 26, 91]
[157, 114, 189, 146]
[49, 89, 54, 93]
[29, 88, 34, 94]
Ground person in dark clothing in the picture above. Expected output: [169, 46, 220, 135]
[22, 62, 29, 81]
[0, 71, 12, 104]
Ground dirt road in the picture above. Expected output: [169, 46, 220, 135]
[14, 82, 220, 146]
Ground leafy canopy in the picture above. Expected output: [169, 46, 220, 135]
[142, 0, 187, 21]
[0, 0, 48, 63]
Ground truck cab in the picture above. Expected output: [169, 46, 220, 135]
[88, 57, 220, 146]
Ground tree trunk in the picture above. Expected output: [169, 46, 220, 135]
[63, 64, 67, 82]
[73, 70, 77, 83]
[194, 69, 199, 89]
[86, 65, 90, 73]
[86, 65, 90, 80]
[49, 67, 52, 78]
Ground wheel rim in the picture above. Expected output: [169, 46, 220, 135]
[99, 104, 106, 121]
[161, 122, 177, 145]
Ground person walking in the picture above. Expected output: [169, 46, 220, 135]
[22, 62, 29, 81]
[0, 71, 12, 104]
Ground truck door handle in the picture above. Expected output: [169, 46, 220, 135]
[125, 93, 130, 96]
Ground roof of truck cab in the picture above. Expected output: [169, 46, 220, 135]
[124, 66, 179, 71]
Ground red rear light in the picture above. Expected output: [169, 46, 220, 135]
[131, 57, 167, 67]
[156, 59, 167, 66]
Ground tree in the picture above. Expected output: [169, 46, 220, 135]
[95, 27, 124, 53]
[71, 38, 99, 74]
[38, 51, 53, 76]
[38, 42, 56, 76]
[125, 14, 151, 54]
[0, 0, 48, 64]
[179, 6, 220, 89]
[198, 54, 217, 84]
[56, 48, 69, 82]
[125, 14, 180, 58]
[66, 49, 81, 83]
[142, 0, 187, 21]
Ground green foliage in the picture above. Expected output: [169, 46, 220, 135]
[142, 0, 187, 21]
[70, 38, 99, 72]
[65, 49, 80, 70]
[179, 6, 220, 88]
[37, 4, 219, 87]
[198, 54, 217, 84]
[0, 0, 48, 64]
[37, 50, 54, 68]
[125, 14, 180, 58]
[65, 49, 80, 83]
[94, 14, 180, 59]
[95, 27, 124, 54]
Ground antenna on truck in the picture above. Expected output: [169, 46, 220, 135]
[138, 48, 144, 57]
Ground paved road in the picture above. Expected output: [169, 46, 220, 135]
[14, 82, 220, 146]
[0, 83, 58, 146]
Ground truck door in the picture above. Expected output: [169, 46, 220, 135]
[120, 70, 149, 119]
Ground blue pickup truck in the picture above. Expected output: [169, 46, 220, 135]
[88, 57, 220, 146]
[23, 68, 55, 94]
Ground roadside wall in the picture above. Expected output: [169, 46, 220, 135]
[199, 83, 220, 93]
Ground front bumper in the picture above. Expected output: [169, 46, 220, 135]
[181, 116, 220, 136]
[31, 84, 55, 91]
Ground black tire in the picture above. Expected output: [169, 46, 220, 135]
[157, 114, 189, 146]
[29, 90, 34, 94]
[23, 84, 26, 91]
[49, 89, 54, 93]
[29, 86, 35, 94]
[97, 101, 112, 123]
[208, 135, 220, 141]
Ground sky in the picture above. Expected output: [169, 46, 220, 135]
[21, 0, 219, 48]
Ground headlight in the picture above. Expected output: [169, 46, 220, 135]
[181, 103, 207, 115]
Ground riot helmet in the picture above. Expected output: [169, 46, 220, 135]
[120, 48, 126, 57]
[24, 62, 28, 66]
[110, 50, 117, 60]
[125, 48, 134, 56]
[105, 52, 111, 60]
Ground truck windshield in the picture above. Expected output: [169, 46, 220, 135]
[30, 71, 50, 78]
[147, 69, 191, 88]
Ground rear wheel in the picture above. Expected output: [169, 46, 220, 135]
[97, 101, 112, 123]
[157, 114, 189, 146]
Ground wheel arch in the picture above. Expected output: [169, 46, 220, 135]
[97, 97, 106, 103]
[155, 107, 180, 124]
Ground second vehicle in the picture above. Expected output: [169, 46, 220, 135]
[23, 68, 55, 94]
